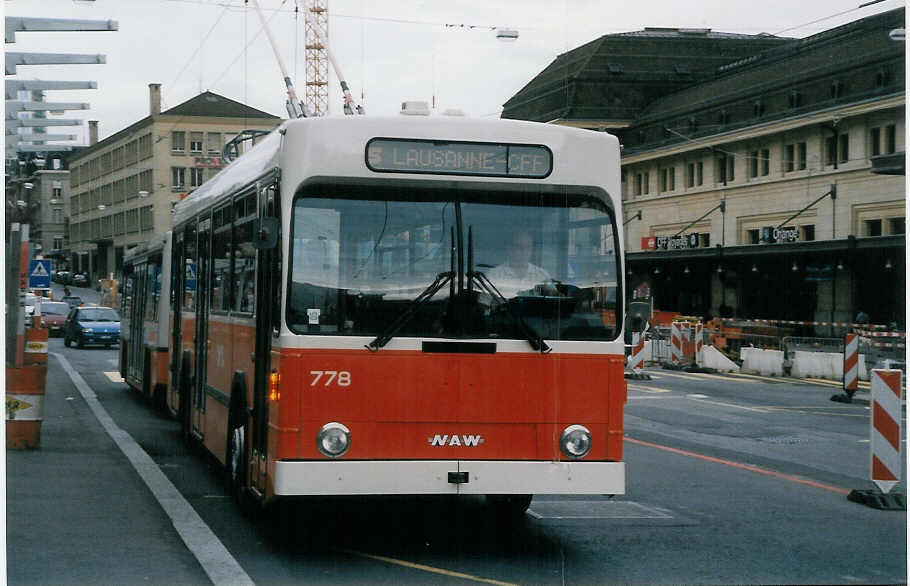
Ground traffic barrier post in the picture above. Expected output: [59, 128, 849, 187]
[843, 333, 859, 397]
[6, 363, 46, 449]
[669, 322, 682, 365]
[847, 369, 905, 510]
[629, 332, 645, 372]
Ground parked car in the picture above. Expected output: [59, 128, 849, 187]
[54, 271, 72, 285]
[72, 272, 90, 287]
[62, 295, 83, 309]
[63, 306, 121, 349]
[38, 301, 70, 336]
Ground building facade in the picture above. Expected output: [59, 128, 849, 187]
[503, 8, 905, 331]
[65, 84, 281, 280]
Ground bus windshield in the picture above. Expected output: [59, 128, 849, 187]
[288, 186, 620, 342]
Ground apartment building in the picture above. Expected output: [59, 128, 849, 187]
[503, 8, 905, 329]
[66, 84, 281, 280]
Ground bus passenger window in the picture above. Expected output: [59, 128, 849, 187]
[212, 227, 231, 311]
[233, 220, 256, 313]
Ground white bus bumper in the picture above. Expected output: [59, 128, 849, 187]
[273, 460, 624, 496]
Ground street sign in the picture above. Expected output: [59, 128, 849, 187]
[28, 259, 51, 289]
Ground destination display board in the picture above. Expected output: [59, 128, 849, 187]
[366, 138, 552, 178]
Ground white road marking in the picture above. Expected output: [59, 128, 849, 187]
[53, 353, 254, 586]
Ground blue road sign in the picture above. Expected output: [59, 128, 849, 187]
[28, 259, 51, 289]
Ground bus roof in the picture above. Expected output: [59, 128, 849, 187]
[173, 116, 619, 226]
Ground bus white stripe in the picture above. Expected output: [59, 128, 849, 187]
[53, 353, 254, 586]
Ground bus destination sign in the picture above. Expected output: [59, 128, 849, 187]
[366, 138, 552, 178]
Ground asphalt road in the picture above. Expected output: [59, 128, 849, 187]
[33, 341, 909, 585]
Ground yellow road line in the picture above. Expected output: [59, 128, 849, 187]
[627, 384, 672, 394]
[344, 550, 519, 586]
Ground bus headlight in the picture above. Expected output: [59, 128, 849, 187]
[560, 425, 592, 459]
[316, 422, 351, 458]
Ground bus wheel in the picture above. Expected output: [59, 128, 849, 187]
[486, 494, 533, 519]
[226, 390, 251, 514]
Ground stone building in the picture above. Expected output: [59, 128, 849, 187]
[503, 8, 905, 330]
[65, 84, 281, 280]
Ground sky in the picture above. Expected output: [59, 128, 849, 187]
[4, 0, 905, 146]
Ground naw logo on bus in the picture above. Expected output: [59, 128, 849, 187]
[428, 434, 485, 447]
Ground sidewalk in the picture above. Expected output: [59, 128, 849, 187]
[6, 354, 209, 585]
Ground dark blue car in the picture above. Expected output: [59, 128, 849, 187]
[64, 306, 121, 349]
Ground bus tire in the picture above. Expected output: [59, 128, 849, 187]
[486, 494, 533, 519]
[226, 383, 251, 514]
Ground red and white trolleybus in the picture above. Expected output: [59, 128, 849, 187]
[128, 113, 627, 515]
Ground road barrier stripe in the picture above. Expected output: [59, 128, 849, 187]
[344, 549, 518, 586]
[844, 333, 858, 392]
[870, 369, 903, 493]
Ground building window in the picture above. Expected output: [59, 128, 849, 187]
[838, 134, 849, 163]
[747, 229, 760, 244]
[634, 173, 642, 196]
[889, 217, 905, 235]
[717, 154, 734, 184]
[190, 168, 204, 188]
[875, 66, 890, 88]
[660, 167, 675, 192]
[788, 90, 801, 109]
[687, 163, 695, 188]
[52, 208, 63, 224]
[190, 132, 203, 154]
[53, 236, 64, 250]
[718, 109, 728, 125]
[801, 225, 815, 241]
[752, 99, 764, 118]
[749, 151, 758, 178]
[171, 131, 185, 153]
[865, 219, 882, 237]
[825, 136, 837, 166]
[885, 125, 896, 154]
[172, 167, 186, 190]
[643, 172, 649, 194]
[696, 162, 703, 185]
[140, 206, 154, 232]
[699, 233, 710, 247]
[207, 132, 222, 155]
[798, 142, 807, 170]
[760, 149, 770, 176]
[52, 187, 62, 200]
[871, 127, 881, 157]
[785, 144, 795, 172]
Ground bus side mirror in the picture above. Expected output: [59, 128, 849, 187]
[253, 217, 279, 249]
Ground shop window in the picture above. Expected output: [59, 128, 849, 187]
[889, 217, 905, 235]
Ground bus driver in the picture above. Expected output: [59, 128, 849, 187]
[488, 230, 557, 297]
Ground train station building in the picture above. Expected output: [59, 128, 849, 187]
[65, 85, 281, 280]
[503, 7, 905, 332]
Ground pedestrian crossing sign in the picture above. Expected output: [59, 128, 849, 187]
[28, 259, 51, 289]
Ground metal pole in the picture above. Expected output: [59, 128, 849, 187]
[7, 222, 22, 366]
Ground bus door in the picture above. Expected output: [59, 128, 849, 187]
[250, 179, 280, 494]
[128, 263, 147, 383]
[193, 214, 213, 436]
[169, 232, 184, 412]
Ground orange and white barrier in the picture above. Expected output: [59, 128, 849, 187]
[843, 333, 858, 394]
[694, 322, 703, 366]
[629, 332, 645, 372]
[870, 369, 903, 494]
[669, 322, 682, 365]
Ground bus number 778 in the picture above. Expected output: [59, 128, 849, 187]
[310, 371, 351, 387]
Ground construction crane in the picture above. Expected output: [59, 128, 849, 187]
[304, 0, 329, 116]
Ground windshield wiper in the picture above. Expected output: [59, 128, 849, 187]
[469, 270, 551, 354]
[366, 270, 455, 351]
